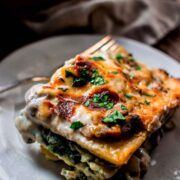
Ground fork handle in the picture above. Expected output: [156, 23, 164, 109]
[0, 76, 50, 94]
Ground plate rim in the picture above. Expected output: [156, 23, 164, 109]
[1, 34, 179, 68]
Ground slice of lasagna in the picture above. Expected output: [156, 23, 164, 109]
[16, 37, 180, 180]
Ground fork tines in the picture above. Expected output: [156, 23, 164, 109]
[82, 36, 119, 55]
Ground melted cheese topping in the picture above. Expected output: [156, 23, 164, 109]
[71, 105, 95, 125]
[37, 51, 180, 132]
[16, 42, 180, 166]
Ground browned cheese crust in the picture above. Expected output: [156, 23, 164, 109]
[17, 44, 180, 166]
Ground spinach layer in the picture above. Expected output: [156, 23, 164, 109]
[41, 128, 81, 164]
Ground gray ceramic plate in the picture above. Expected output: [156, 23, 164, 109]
[0, 35, 179, 180]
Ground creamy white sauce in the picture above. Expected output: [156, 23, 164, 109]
[70, 105, 93, 125]
[15, 111, 39, 143]
[25, 84, 43, 103]
[25, 96, 47, 121]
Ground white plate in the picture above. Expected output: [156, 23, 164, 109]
[0, 35, 179, 180]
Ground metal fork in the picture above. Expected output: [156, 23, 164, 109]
[0, 36, 118, 94]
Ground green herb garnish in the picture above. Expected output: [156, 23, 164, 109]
[129, 73, 134, 79]
[98, 102, 114, 109]
[142, 92, 155, 97]
[104, 102, 114, 109]
[121, 104, 128, 110]
[102, 111, 125, 124]
[125, 93, 133, 99]
[92, 94, 108, 102]
[70, 121, 84, 130]
[65, 70, 74, 77]
[90, 69, 106, 85]
[144, 99, 150, 105]
[136, 65, 142, 70]
[84, 101, 90, 107]
[66, 68, 106, 87]
[91, 56, 105, 61]
[92, 94, 114, 109]
[90, 76, 106, 85]
[72, 68, 89, 87]
[115, 53, 123, 62]
[80, 68, 89, 76]
[127, 56, 135, 62]
[92, 94, 101, 102]
[111, 71, 118, 74]
[72, 77, 87, 87]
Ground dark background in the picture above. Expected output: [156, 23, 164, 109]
[0, 0, 180, 62]
[0, 1, 53, 60]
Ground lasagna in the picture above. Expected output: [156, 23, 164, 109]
[16, 37, 180, 180]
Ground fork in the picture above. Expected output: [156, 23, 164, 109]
[0, 36, 118, 94]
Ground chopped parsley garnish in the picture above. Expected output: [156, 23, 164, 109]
[91, 56, 105, 61]
[96, 101, 114, 109]
[90, 69, 106, 85]
[127, 56, 135, 62]
[100, 102, 114, 109]
[72, 77, 87, 87]
[65, 70, 74, 77]
[80, 68, 89, 76]
[144, 99, 150, 105]
[136, 65, 142, 70]
[125, 93, 133, 99]
[72, 68, 89, 87]
[121, 104, 128, 110]
[129, 73, 134, 79]
[66, 68, 106, 87]
[115, 53, 123, 62]
[111, 71, 118, 74]
[85, 93, 114, 109]
[142, 92, 155, 97]
[70, 121, 84, 130]
[102, 111, 125, 124]
[92, 94, 108, 102]
[84, 100, 90, 107]
[92, 94, 114, 109]
[90, 76, 105, 85]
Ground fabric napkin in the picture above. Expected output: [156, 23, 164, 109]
[18, 0, 180, 45]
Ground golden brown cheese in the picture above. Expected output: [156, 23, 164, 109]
[17, 44, 180, 166]
[38, 49, 180, 135]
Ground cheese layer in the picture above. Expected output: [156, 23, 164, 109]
[16, 43, 180, 166]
